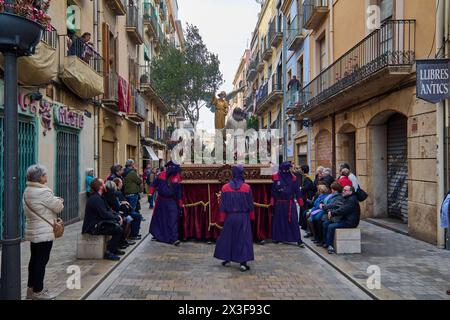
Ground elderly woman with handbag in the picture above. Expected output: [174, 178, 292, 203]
[23, 165, 64, 300]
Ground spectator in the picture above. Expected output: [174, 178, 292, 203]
[323, 185, 361, 254]
[304, 184, 330, 239]
[86, 168, 95, 196]
[107, 164, 123, 182]
[340, 163, 360, 190]
[320, 168, 335, 188]
[298, 165, 315, 230]
[103, 180, 135, 249]
[338, 168, 353, 188]
[123, 159, 143, 240]
[80, 32, 94, 63]
[146, 167, 157, 209]
[23, 165, 64, 300]
[287, 75, 300, 91]
[314, 182, 344, 246]
[82, 178, 124, 261]
[313, 166, 325, 193]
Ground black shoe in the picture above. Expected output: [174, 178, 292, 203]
[272, 240, 279, 244]
[297, 241, 305, 248]
[142, 218, 146, 221]
[129, 235, 142, 240]
[114, 250, 126, 255]
[222, 261, 231, 267]
[173, 240, 181, 246]
[119, 245, 128, 250]
[104, 251, 120, 261]
[327, 246, 336, 254]
[125, 240, 136, 246]
[259, 240, 266, 245]
[151, 237, 157, 241]
[322, 244, 328, 248]
[240, 264, 250, 272]
[304, 233, 313, 238]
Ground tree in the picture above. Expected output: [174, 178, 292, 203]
[151, 24, 223, 128]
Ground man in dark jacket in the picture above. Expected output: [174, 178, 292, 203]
[123, 159, 143, 240]
[323, 185, 360, 254]
[82, 178, 124, 261]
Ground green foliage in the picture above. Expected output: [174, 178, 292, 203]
[151, 24, 223, 128]
[247, 115, 259, 130]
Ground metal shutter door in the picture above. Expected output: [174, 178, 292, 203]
[102, 140, 115, 180]
[387, 114, 408, 222]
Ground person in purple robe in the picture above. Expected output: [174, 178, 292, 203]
[149, 160, 183, 246]
[271, 161, 305, 247]
[214, 165, 255, 272]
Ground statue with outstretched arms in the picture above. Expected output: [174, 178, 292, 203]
[210, 87, 245, 130]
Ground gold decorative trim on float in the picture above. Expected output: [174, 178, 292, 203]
[182, 201, 209, 209]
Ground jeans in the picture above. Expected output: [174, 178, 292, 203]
[323, 221, 353, 247]
[28, 241, 53, 292]
[148, 193, 154, 208]
[126, 194, 142, 237]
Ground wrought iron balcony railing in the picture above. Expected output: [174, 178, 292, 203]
[143, 2, 158, 36]
[256, 81, 268, 105]
[269, 18, 282, 47]
[65, 34, 103, 74]
[303, 0, 329, 29]
[126, 5, 144, 44]
[288, 15, 305, 51]
[299, 20, 416, 114]
[42, 25, 57, 49]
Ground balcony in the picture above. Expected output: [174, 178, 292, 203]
[102, 71, 119, 109]
[286, 85, 301, 109]
[139, 65, 171, 114]
[261, 37, 272, 61]
[257, 73, 283, 114]
[303, 0, 329, 30]
[256, 52, 264, 72]
[298, 20, 416, 119]
[152, 23, 166, 50]
[59, 34, 104, 99]
[143, 2, 158, 37]
[105, 0, 126, 15]
[288, 15, 305, 51]
[9, 26, 58, 85]
[246, 59, 258, 82]
[126, 5, 144, 45]
[244, 94, 254, 112]
[128, 91, 147, 122]
[269, 18, 283, 47]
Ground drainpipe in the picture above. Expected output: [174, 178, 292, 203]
[444, 0, 450, 248]
[436, 0, 445, 248]
[329, 0, 334, 63]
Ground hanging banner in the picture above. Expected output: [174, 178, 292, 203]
[416, 59, 450, 104]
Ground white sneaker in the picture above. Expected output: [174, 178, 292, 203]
[26, 287, 33, 300]
[31, 290, 55, 300]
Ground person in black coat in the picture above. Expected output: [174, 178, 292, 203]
[82, 178, 124, 261]
[323, 185, 360, 254]
[298, 165, 315, 230]
[320, 168, 335, 188]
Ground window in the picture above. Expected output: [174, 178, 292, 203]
[288, 123, 292, 141]
[319, 37, 327, 72]
[298, 58, 304, 87]
[380, 0, 393, 22]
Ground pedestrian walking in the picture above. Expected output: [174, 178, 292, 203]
[23, 165, 64, 300]
[271, 161, 305, 247]
[149, 160, 183, 246]
[146, 167, 157, 209]
[214, 165, 255, 272]
[123, 159, 143, 240]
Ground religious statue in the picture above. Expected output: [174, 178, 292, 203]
[211, 87, 245, 130]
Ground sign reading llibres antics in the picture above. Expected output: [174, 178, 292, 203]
[416, 59, 450, 104]
[54, 105, 85, 130]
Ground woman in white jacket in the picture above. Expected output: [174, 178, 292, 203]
[23, 165, 64, 300]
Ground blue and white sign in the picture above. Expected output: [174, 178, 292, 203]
[416, 59, 450, 104]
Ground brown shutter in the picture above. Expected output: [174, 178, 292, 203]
[102, 22, 110, 96]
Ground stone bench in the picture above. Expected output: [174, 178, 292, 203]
[334, 228, 361, 254]
[76, 234, 110, 260]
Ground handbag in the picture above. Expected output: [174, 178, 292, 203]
[355, 187, 368, 202]
[24, 196, 64, 239]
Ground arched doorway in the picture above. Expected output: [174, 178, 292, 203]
[369, 111, 408, 223]
[337, 124, 357, 173]
[315, 130, 332, 170]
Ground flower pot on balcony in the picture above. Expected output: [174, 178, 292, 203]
[0, 13, 43, 56]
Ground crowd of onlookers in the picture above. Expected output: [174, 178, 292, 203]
[294, 163, 364, 254]
[81, 160, 163, 261]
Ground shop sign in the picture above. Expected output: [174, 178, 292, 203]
[54, 105, 85, 130]
[416, 59, 450, 104]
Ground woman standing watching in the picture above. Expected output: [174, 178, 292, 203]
[23, 165, 64, 300]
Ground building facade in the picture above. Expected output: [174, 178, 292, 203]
[0, 0, 184, 235]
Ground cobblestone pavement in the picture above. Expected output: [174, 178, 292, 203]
[87, 237, 371, 300]
[303, 221, 450, 300]
[0, 199, 152, 300]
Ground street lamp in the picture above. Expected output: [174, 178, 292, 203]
[0, 1, 43, 300]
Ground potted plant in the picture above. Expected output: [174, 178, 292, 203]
[0, 0, 52, 56]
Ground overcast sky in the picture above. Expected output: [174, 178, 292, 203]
[177, 0, 261, 131]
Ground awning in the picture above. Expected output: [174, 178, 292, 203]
[144, 146, 159, 161]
